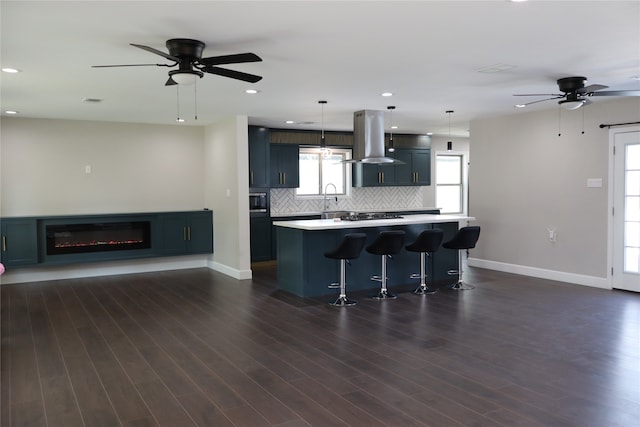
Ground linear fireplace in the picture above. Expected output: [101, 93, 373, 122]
[45, 221, 151, 256]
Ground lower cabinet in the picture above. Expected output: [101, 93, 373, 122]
[0, 210, 214, 269]
[1, 218, 38, 267]
[158, 211, 214, 255]
[250, 216, 272, 262]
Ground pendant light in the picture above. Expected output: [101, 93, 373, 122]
[387, 106, 396, 153]
[446, 110, 454, 151]
[319, 100, 328, 151]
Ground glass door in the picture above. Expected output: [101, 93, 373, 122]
[613, 130, 640, 292]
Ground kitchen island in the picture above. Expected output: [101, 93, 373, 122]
[273, 214, 474, 297]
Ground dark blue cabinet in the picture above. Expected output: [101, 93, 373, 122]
[1, 218, 38, 267]
[270, 144, 299, 188]
[394, 149, 431, 186]
[250, 216, 272, 262]
[248, 126, 270, 188]
[352, 148, 430, 187]
[159, 211, 213, 255]
[0, 211, 213, 269]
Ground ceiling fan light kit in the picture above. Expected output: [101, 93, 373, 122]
[168, 69, 203, 85]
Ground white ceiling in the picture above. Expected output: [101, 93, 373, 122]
[1, 1, 639, 137]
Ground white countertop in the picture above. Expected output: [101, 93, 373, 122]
[273, 214, 475, 231]
[269, 207, 441, 218]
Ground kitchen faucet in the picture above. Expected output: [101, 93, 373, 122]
[323, 183, 338, 211]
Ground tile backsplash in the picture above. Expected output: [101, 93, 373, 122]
[270, 187, 423, 216]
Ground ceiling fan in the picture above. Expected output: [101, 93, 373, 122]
[514, 76, 640, 110]
[92, 38, 262, 86]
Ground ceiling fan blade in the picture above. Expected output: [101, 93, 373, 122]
[518, 96, 564, 106]
[589, 90, 640, 97]
[203, 66, 263, 83]
[578, 84, 608, 94]
[513, 93, 563, 97]
[199, 53, 262, 66]
[130, 43, 180, 62]
[165, 77, 177, 86]
[92, 63, 172, 68]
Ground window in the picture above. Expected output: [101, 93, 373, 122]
[296, 147, 351, 196]
[436, 154, 464, 214]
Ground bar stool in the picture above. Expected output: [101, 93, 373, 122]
[324, 233, 367, 306]
[442, 226, 481, 290]
[366, 230, 406, 299]
[405, 228, 444, 295]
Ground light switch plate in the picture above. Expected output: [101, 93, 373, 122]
[587, 178, 602, 188]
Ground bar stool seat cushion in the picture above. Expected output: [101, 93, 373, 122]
[324, 233, 367, 260]
[366, 230, 406, 256]
[406, 229, 444, 253]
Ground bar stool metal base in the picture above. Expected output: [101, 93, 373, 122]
[413, 283, 438, 295]
[448, 280, 475, 290]
[329, 295, 358, 306]
[371, 289, 397, 300]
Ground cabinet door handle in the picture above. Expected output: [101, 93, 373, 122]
[188, 226, 191, 241]
[183, 226, 187, 241]
[2, 236, 6, 252]
[250, 171, 254, 185]
[283, 172, 286, 185]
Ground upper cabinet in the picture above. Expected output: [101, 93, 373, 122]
[352, 148, 430, 187]
[352, 162, 396, 187]
[394, 149, 431, 186]
[270, 144, 299, 188]
[248, 126, 270, 188]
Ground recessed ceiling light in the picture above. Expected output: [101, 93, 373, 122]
[515, 104, 526, 108]
[1, 67, 20, 73]
[381, 92, 393, 97]
[426, 132, 433, 136]
[4, 110, 19, 114]
[285, 120, 295, 124]
[631, 75, 640, 81]
[245, 89, 259, 94]
[391, 125, 398, 129]
[176, 118, 185, 123]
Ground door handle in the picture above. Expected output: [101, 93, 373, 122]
[2, 236, 6, 252]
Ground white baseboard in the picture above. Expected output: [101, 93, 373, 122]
[0, 256, 210, 285]
[467, 258, 611, 289]
[208, 261, 252, 280]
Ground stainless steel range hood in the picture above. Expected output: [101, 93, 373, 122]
[352, 109, 402, 164]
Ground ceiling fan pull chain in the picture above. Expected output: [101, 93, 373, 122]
[558, 106, 562, 137]
[176, 84, 181, 122]
[194, 79, 198, 121]
[581, 107, 585, 135]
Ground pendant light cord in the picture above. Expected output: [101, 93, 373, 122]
[319, 100, 327, 149]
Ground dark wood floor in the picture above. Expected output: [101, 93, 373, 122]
[2, 263, 639, 426]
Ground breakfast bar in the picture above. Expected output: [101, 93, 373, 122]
[273, 214, 474, 297]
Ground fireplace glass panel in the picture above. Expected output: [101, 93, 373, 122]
[46, 221, 151, 255]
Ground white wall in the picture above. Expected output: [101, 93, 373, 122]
[204, 117, 251, 279]
[469, 97, 640, 287]
[1, 117, 204, 216]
